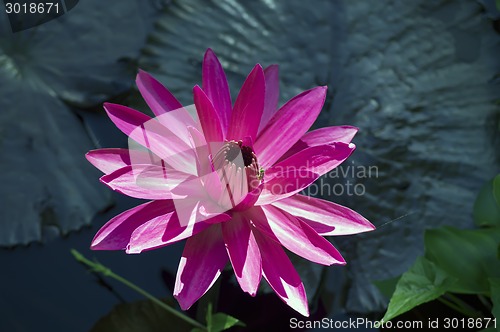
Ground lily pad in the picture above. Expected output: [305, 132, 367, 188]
[138, 0, 500, 313]
[0, 0, 160, 246]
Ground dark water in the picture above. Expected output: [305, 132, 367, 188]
[0, 194, 185, 332]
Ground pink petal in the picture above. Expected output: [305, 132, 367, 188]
[256, 169, 318, 205]
[186, 126, 213, 178]
[193, 85, 224, 144]
[137, 71, 198, 147]
[126, 212, 207, 254]
[155, 110, 200, 148]
[127, 206, 230, 254]
[278, 126, 358, 161]
[174, 225, 228, 310]
[91, 200, 175, 250]
[234, 183, 263, 211]
[221, 213, 262, 296]
[272, 194, 375, 236]
[258, 65, 280, 134]
[103, 103, 197, 174]
[227, 64, 265, 142]
[254, 86, 327, 168]
[86, 148, 158, 175]
[136, 70, 183, 116]
[266, 142, 356, 181]
[201, 170, 224, 203]
[202, 49, 232, 135]
[251, 206, 345, 266]
[257, 142, 356, 205]
[100, 164, 194, 200]
[253, 229, 309, 316]
[86, 148, 132, 174]
[169, 184, 231, 232]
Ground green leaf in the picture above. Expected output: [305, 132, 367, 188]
[205, 302, 244, 332]
[90, 299, 193, 332]
[373, 276, 401, 299]
[382, 256, 457, 321]
[489, 278, 500, 332]
[494, 175, 500, 208]
[424, 226, 500, 294]
[496, 0, 500, 11]
[473, 177, 500, 227]
[210, 313, 245, 332]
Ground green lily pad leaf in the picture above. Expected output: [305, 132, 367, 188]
[382, 256, 457, 321]
[373, 276, 401, 299]
[424, 227, 500, 294]
[473, 177, 500, 227]
[91, 299, 193, 332]
[489, 278, 500, 329]
[0, 0, 160, 246]
[0, 85, 109, 246]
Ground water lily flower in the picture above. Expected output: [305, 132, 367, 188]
[86, 49, 375, 316]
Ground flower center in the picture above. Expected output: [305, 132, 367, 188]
[212, 140, 261, 209]
[224, 141, 255, 167]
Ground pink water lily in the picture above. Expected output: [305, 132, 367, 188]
[86, 49, 375, 316]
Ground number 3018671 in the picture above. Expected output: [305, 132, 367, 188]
[5, 2, 60, 14]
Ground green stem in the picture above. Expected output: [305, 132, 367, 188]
[71, 249, 206, 331]
[196, 276, 221, 323]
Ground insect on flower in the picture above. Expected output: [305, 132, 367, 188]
[86, 49, 375, 316]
